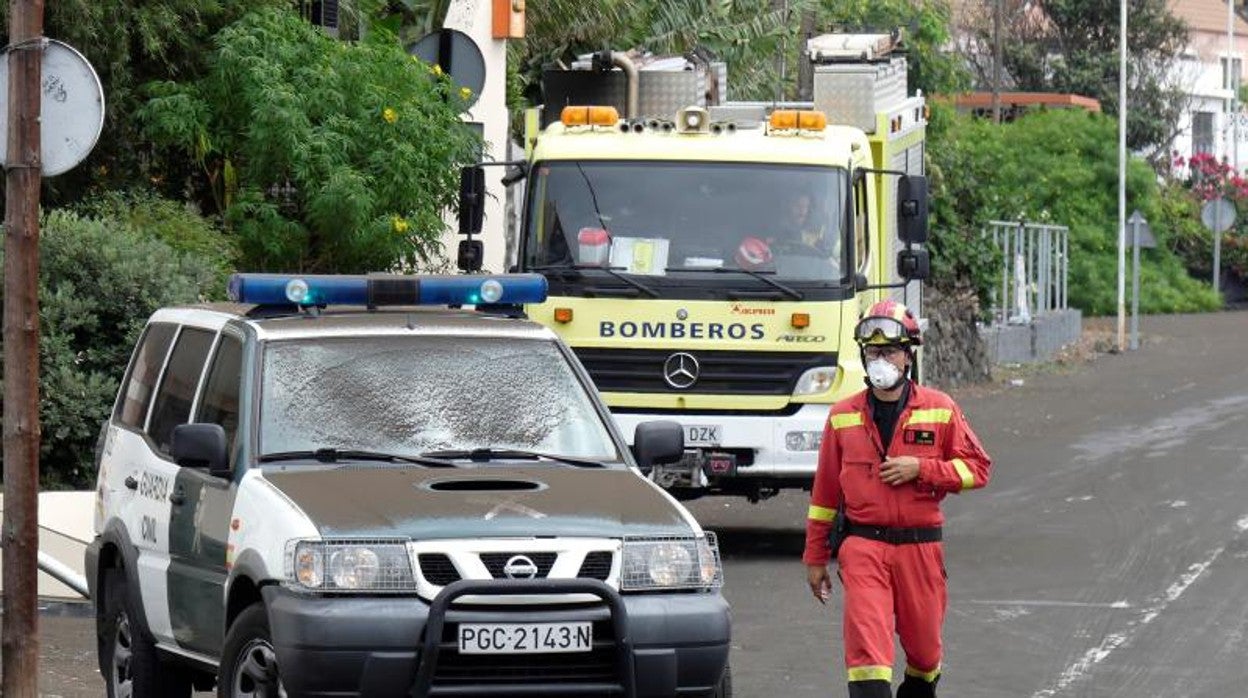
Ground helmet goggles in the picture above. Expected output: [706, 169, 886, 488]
[854, 316, 911, 346]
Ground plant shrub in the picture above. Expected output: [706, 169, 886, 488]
[0, 210, 220, 489]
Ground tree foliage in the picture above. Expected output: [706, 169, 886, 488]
[958, 0, 1189, 158]
[138, 7, 481, 272]
[0, 0, 288, 209]
[929, 107, 1220, 316]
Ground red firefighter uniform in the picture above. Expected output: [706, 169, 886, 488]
[803, 381, 992, 690]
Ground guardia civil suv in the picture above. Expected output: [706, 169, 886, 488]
[85, 273, 731, 698]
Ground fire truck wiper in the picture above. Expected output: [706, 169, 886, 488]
[533, 264, 660, 298]
[703, 266, 804, 300]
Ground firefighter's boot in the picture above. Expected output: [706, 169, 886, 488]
[848, 679, 891, 698]
[896, 673, 939, 698]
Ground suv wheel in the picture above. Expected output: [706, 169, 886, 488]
[219, 603, 287, 698]
[100, 567, 192, 698]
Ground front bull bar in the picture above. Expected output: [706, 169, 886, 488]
[410, 578, 636, 697]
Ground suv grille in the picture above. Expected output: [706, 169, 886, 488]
[480, 552, 558, 578]
[418, 554, 461, 585]
[417, 552, 618, 586]
[577, 551, 613, 581]
[573, 348, 836, 395]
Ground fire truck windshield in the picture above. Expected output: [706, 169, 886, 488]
[523, 161, 850, 294]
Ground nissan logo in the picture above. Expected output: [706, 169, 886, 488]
[503, 555, 539, 579]
[663, 352, 700, 389]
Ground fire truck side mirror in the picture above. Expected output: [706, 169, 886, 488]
[896, 248, 930, 281]
[897, 175, 929, 244]
[458, 165, 486, 236]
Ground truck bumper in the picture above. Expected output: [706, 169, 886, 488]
[612, 403, 828, 478]
[263, 580, 730, 697]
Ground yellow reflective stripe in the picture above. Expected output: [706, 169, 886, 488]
[807, 505, 837, 522]
[952, 458, 976, 490]
[905, 665, 942, 682]
[905, 408, 952, 426]
[830, 412, 864, 430]
[848, 665, 893, 682]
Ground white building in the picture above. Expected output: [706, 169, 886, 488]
[1169, 0, 1248, 170]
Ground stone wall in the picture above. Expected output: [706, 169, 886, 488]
[922, 285, 993, 388]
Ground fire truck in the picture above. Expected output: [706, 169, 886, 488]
[459, 32, 931, 502]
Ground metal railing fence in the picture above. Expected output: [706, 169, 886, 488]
[986, 220, 1070, 325]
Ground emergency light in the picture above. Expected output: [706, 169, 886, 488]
[227, 273, 548, 307]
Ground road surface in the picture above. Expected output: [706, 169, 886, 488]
[13, 311, 1247, 697]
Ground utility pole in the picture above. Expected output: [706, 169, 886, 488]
[3, 0, 45, 694]
[1116, 0, 1127, 352]
[992, 0, 1003, 123]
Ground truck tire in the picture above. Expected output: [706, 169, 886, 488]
[714, 662, 733, 698]
[99, 566, 192, 698]
[218, 602, 286, 698]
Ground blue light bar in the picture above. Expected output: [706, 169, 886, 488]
[227, 273, 548, 307]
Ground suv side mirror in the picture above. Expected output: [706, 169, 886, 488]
[632, 421, 685, 471]
[897, 175, 929, 244]
[171, 424, 230, 477]
[458, 165, 486, 236]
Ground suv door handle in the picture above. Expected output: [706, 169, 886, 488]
[169, 485, 186, 506]
[124, 475, 138, 490]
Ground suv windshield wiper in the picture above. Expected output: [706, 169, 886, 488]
[259, 449, 458, 468]
[419, 448, 606, 468]
[704, 266, 804, 300]
[532, 264, 660, 298]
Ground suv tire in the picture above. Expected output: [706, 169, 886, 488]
[714, 662, 733, 698]
[219, 602, 285, 698]
[100, 567, 192, 698]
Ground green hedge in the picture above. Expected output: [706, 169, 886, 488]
[928, 107, 1221, 315]
[0, 206, 225, 488]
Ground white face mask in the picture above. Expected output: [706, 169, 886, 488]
[866, 358, 904, 390]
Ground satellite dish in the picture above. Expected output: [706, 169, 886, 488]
[0, 39, 105, 177]
[408, 29, 485, 112]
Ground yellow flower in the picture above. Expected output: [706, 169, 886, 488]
[431, 64, 443, 76]
[392, 216, 410, 234]
[382, 107, 398, 124]
[459, 86, 473, 100]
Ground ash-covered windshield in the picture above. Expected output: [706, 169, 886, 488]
[524, 161, 849, 283]
[259, 335, 619, 461]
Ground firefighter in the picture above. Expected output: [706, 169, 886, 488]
[803, 300, 992, 698]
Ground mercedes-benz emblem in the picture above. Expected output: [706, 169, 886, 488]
[503, 555, 539, 579]
[663, 352, 700, 389]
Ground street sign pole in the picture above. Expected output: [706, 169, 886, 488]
[1116, 0, 1128, 353]
[2, 0, 44, 694]
[1131, 216, 1141, 351]
[1214, 206, 1222, 294]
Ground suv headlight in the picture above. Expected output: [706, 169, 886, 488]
[284, 539, 417, 593]
[621, 533, 723, 591]
[794, 367, 838, 396]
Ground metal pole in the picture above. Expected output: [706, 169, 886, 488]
[1117, 0, 1128, 352]
[3, 0, 45, 694]
[993, 0, 1003, 123]
[1231, 0, 1239, 170]
[1130, 218, 1141, 351]
[1214, 203, 1223, 295]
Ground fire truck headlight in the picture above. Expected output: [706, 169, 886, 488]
[794, 367, 837, 396]
[785, 431, 823, 452]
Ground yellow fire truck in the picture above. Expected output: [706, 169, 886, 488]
[459, 32, 930, 502]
